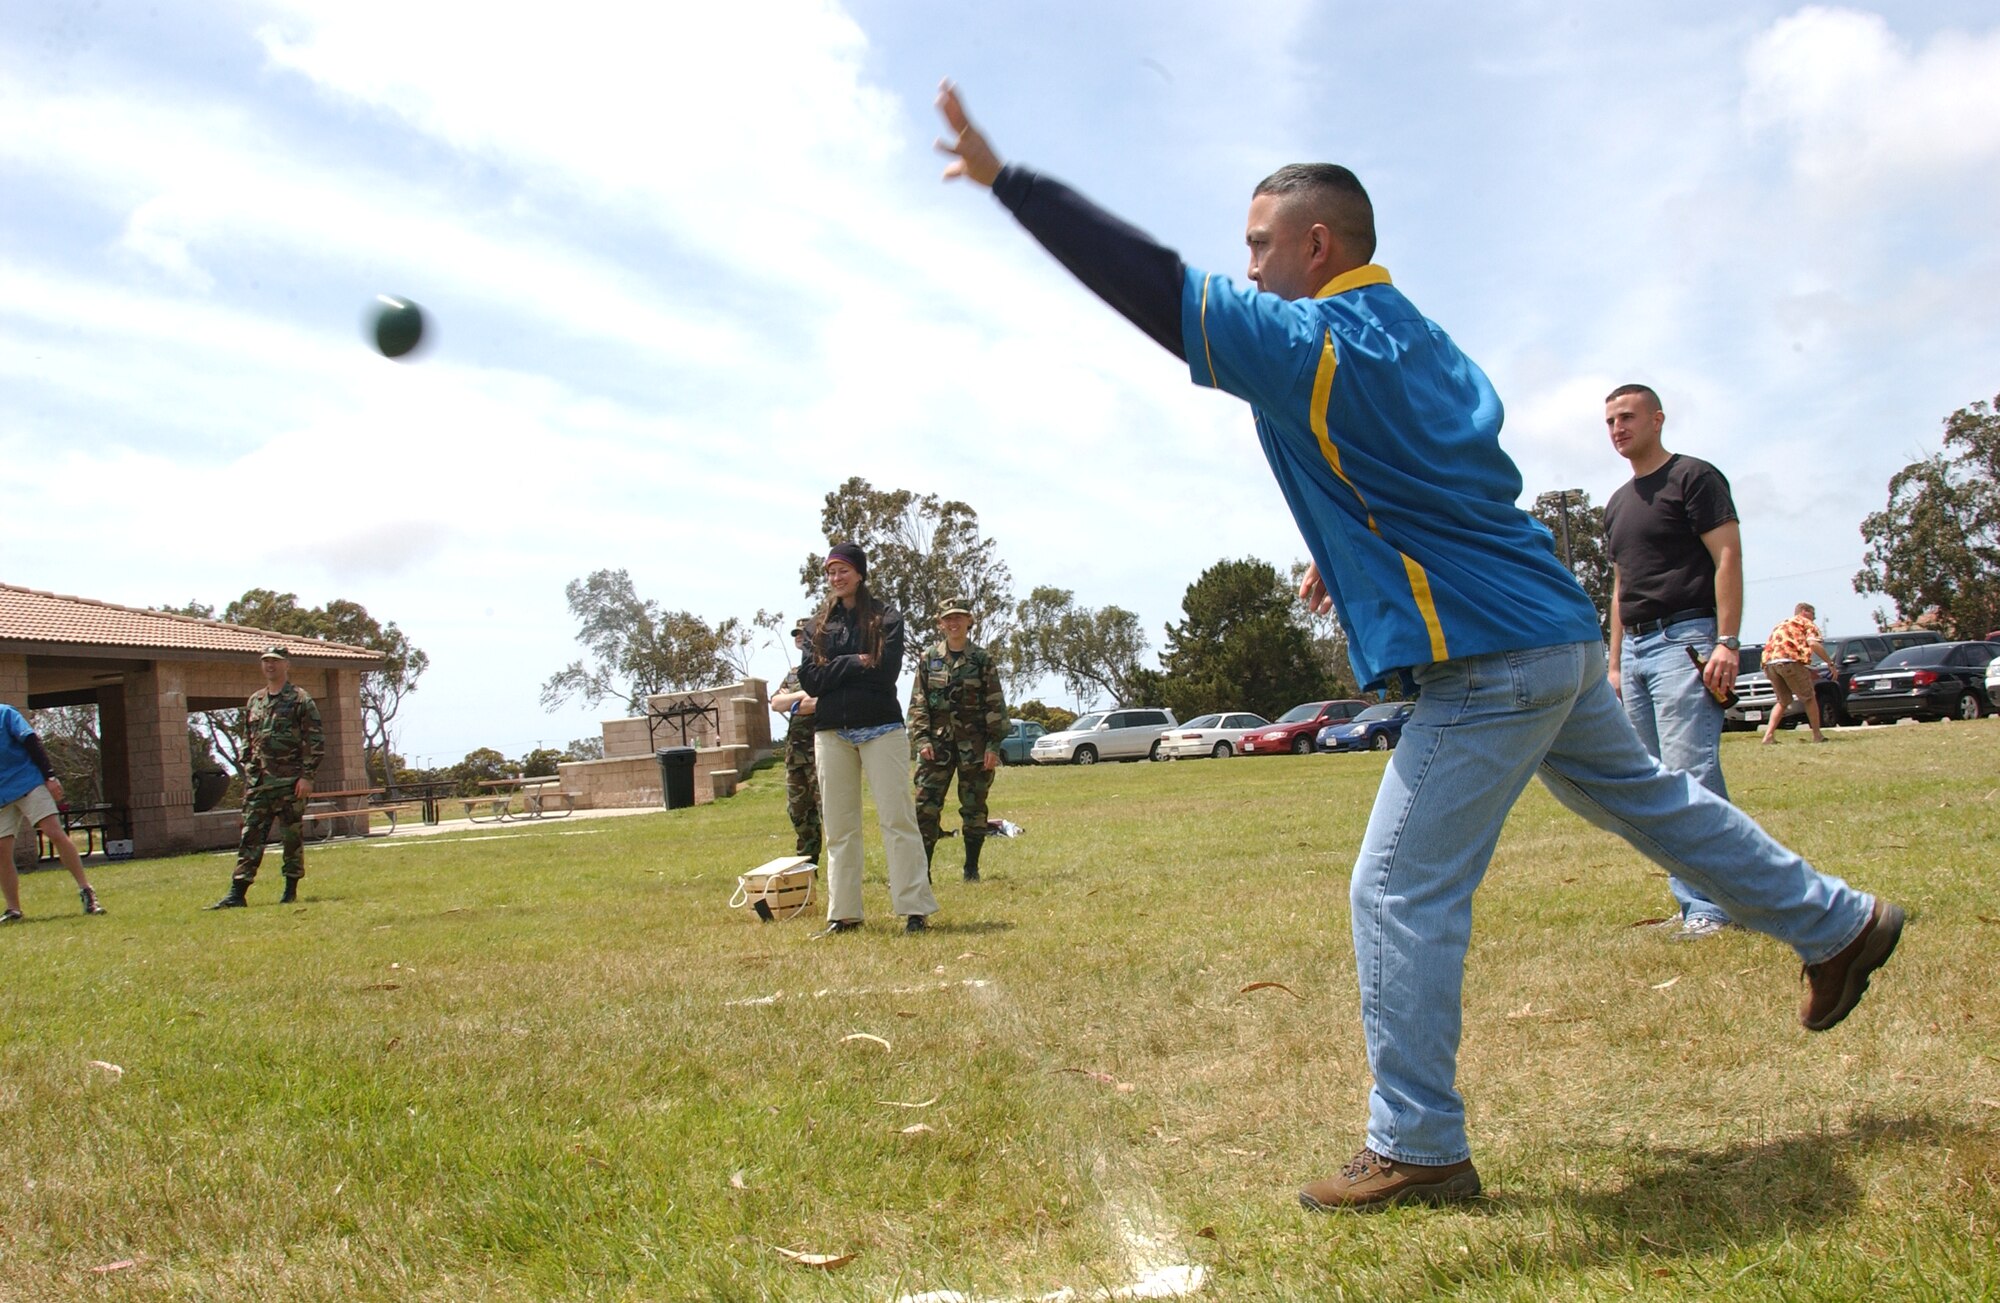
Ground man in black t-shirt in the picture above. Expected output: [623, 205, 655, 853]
[1603, 384, 1743, 940]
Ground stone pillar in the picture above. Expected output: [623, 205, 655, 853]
[0, 654, 26, 709]
[98, 685, 130, 811]
[122, 662, 197, 855]
[317, 667, 370, 835]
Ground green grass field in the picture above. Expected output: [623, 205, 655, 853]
[4, 723, 1997, 1301]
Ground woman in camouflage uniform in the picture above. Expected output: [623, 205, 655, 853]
[767, 620, 821, 861]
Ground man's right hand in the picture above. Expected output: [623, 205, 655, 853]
[920, 745, 936, 762]
[1297, 562, 1334, 616]
[935, 80, 1002, 187]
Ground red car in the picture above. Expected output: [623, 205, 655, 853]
[1238, 700, 1372, 755]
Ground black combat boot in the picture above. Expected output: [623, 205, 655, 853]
[207, 881, 249, 910]
[922, 837, 936, 884]
[280, 879, 300, 904]
[963, 833, 984, 882]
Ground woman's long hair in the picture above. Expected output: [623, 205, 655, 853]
[810, 579, 882, 665]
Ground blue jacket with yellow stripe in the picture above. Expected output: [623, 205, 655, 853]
[1185, 264, 1601, 690]
[994, 165, 1601, 691]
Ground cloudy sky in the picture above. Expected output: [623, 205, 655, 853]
[6, 1, 1998, 763]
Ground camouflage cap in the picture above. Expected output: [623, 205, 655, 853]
[791, 618, 809, 637]
[936, 597, 973, 620]
[259, 645, 290, 660]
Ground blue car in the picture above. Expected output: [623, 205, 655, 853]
[1316, 701, 1416, 752]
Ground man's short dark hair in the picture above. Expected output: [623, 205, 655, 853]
[1254, 164, 1376, 262]
[1605, 383, 1662, 411]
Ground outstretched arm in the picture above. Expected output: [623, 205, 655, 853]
[936, 80, 1185, 358]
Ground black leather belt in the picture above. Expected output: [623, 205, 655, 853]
[1623, 608, 1715, 636]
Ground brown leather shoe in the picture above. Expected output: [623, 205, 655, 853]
[1800, 899, 1904, 1031]
[1299, 1147, 1481, 1211]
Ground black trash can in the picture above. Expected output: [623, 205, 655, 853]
[657, 747, 698, 810]
[191, 768, 232, 814]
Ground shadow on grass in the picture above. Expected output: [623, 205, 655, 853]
[1389, 1110, 1987, 1293]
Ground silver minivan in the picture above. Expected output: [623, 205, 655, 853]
[1030, 707, 1177, 765]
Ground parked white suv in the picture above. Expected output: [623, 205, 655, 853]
[1030, 707, 1177, 765]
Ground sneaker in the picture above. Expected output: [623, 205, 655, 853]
[1801, 899, 1904, 1031]
[905, 914, 929, 934]
[80, 887, 106, 916]
[1299, 1147, 1481, 1211]
[811, 918, 862, 938]
[1, 909, 21, 924]
[1672, 915, 1732, 942]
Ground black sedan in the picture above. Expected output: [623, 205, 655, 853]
[1844, 641, 2000, 723]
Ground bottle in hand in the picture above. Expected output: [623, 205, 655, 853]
[1686, 645, 1739, 711]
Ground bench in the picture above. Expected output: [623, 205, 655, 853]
[294, 788, 409, 841]
[368, 802, 424, 833]
[462, 794, 512, 823]
[38, 803, 130, 860]
[470, 777, 575, 822]
[299, 805, 363, 841]
[518, 779, 575, 819]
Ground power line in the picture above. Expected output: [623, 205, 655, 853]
[1745, 565, 1857, 585]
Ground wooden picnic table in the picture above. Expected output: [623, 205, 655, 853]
[470, 777, 575, 822]
[384, 779, 458, 825]
[297, 788, 425, 839]
[39, 803, 129, 860]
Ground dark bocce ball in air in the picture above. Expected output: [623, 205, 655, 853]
[369, 295, 427, 359]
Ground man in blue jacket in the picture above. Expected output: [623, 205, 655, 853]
[934, 81, 1902, 1210]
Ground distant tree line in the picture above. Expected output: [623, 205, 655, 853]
[534, 389, 1995, 729]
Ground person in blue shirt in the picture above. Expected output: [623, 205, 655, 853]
[934, 81, 1903, 1210]
[0, 703, 107, 922]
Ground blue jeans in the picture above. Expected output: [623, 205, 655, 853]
[1350, 640, 1873, 1165]
[1619, 617, 1730, 925]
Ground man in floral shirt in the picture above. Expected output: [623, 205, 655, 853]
[1760, 603, 1833, 744]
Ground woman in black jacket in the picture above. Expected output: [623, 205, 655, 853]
[797, 543, 938, 934]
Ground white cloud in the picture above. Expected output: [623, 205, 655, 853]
[10, 1, 2000, 752]
[1745, 6, 2000, 189]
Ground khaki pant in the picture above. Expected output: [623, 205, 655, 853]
[814, 727, 938, 923]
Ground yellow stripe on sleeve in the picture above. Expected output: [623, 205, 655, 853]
[1307, 328, 1450, 662]
[1198, 274, 1218, 388]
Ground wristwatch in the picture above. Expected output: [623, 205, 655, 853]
[1716, 636, 1740, 651]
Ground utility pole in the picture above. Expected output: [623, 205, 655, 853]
[1536, 488, 1584, 571]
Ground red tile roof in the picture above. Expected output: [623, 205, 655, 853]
[0, 583, 382, 664]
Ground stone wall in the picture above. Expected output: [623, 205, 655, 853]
[0, 654, 27, 709]
[558, 742, 753, 810]
[562, 677, 773, 811]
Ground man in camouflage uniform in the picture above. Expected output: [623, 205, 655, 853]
[209, 646, 323, 909]
[768, 620, 821, 862]
[908, 597, 1007, 881]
